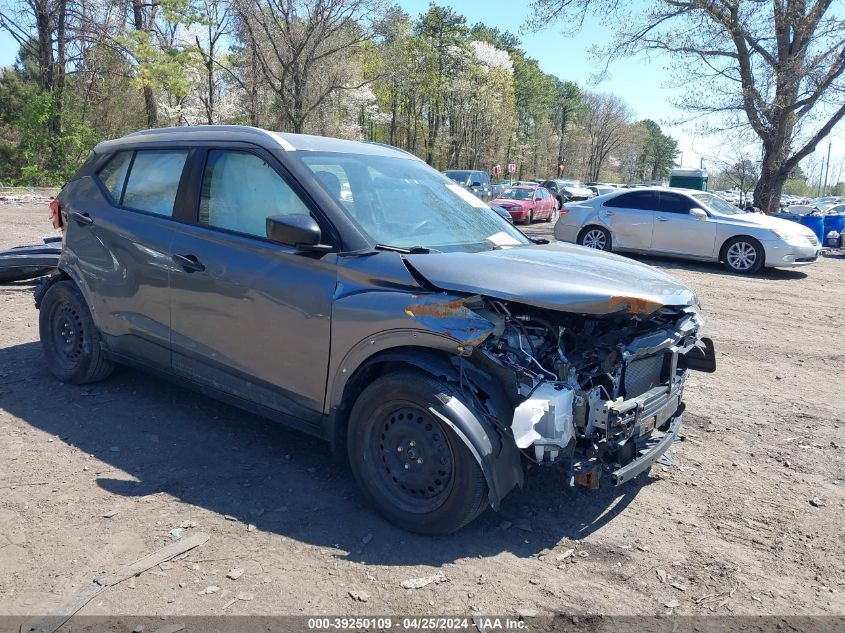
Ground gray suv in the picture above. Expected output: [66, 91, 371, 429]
[37, 126, 715, 534]
[442, 169, 493, 202]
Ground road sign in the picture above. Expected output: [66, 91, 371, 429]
[492, 164, 501, 175]
[507, 163, 516, 174]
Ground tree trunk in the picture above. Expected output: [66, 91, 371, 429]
[753, 156, 787, 214]
[132, 0, 157, 127]
[142, 86, 157, 127]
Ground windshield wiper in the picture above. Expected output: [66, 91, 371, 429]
[374, 243, 432, 254]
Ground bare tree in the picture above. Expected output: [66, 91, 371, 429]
[191, 0, 234, 124]
[235, 0, 382, 134]
[581, 91, 632, 181]
[529, 0, 845, 211]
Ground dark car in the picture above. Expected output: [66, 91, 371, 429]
[541, 179, 594, 208]
[442, 169, 493, 202]
[39, 126, 715, 534]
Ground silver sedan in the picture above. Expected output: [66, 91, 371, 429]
[553, 187, 821, 274]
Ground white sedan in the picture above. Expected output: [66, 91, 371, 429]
[554, 187, 821, 274]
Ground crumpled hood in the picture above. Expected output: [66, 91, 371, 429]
[405, 242, 698, 315]
[714, 211, 816, 237]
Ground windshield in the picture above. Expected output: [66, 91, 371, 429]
[443, 170, 472, 185]
[692, 192, 743, 215]
[498, 188, 534, 201]
[297, 153, 529, 252]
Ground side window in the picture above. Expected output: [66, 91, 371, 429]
[97, 151, 132, 202]
[199, 150, 310, 238]
[122, 150, 188, 216]
[604, 191, 659, 210]
[659, 192, 695, 214]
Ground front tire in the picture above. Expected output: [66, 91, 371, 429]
[578, 226, 612, 251]
[39, 280, 113, 384]
[523, 210, 533, 225]
[347, 370, 489, 534]
[722, 236, 764, 274]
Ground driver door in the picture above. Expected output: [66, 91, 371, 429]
[168, 147, 337, 426]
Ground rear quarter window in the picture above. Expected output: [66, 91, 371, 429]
[97, 151, 132, 201]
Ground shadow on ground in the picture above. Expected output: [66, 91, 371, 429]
[625, 253, 810, 280]
[0, 338, 650, 567]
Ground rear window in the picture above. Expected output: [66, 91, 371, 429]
[98, 152, 132, 201]
[122, 150, 188, 216]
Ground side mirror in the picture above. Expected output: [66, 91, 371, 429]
[266, 214, 329, 251]
[689, 207, 707, 219]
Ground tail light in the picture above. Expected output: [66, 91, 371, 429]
[49, 198, 62, 229]
[560, 207, 570, 216]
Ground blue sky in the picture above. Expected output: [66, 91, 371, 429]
[1, 0, 842, 169]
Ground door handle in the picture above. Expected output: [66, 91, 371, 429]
[173, 253, 205, 272]
[656, 217, 670, 222]
[69, 211, 93, 225]
[604, 211, 615, 216]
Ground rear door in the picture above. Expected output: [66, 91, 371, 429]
[652, 191, 718, 258]
[598, 191, 658, 251]
[539, 188, 553, 218]
[62, 147, 191, 366]
[167, 146, 337, 427]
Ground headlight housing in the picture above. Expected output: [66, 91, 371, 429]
[769, 228, 790, 240]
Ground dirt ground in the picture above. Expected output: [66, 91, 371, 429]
[1, 200, 843, 625]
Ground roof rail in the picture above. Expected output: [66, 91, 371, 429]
[126, 125, 290, 148]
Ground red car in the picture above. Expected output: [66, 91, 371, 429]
[489, 186, 556, 224]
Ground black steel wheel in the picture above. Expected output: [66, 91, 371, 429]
[39, 280, 113, 384]
[371, 405, 455, 513]
[347, 370, 489, 534]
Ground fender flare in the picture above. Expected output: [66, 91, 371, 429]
[333, 344, 523, 510]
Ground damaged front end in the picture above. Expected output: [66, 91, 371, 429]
[446, 295, 715, 490]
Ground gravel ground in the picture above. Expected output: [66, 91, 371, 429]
[1, 201, 843, 625]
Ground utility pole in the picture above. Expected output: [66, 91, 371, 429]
[822, 141, 832, 197]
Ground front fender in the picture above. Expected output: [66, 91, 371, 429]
[328, 343, 523, 510]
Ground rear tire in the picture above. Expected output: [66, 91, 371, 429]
[721, 236, 764, 274]
[578, 226, 611, 251]
[347, 370, 489, 534]
[39, 280, 113, 384]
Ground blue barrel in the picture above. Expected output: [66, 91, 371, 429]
[823, 214, 844, 244]
[799, 215, 825, 242]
